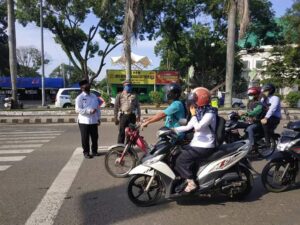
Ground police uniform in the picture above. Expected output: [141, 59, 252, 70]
[114, 92, 141, 144]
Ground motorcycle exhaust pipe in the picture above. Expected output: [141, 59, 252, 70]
[215, 172, 240, 186]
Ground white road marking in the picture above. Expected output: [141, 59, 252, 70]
[0, 165, 12, 171]
[0, 131, 63, 135]
[25, 147, 84, 225]
[0, 156, 26, 161]
[0, 144, 43, 149]
[0, 136, 56, 141]
[0, 133, 61, 138]
[0, 150, 34, 154]
[0, 140, 50, 144]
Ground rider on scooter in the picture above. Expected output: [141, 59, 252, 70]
[238, 87, 266, 151]
[141, 83, 186, 130]
[172, 87, 217, 193]
[260, 83, 281, 148]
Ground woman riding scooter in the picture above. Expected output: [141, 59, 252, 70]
[173, 87, 217, 193]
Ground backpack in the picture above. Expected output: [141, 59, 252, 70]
[206, 108, 226, 147]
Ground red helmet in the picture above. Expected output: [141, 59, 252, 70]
[247, 87, 261, 97]
[189, 87, 211, 107]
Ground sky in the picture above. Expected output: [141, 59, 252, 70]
[15, 0, 295, 81]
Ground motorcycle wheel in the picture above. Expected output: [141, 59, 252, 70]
[105, 146, 137, 178]
[257, 138, 276, 158]
[225, 166, 253, 200]
[261, 161, 291, 193]
[128, 174, 163, 207]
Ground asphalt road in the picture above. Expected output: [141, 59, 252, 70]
[0, 122, 300, 225]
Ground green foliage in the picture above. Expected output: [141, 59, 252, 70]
[285, 91, 300, 108]
[0, 1, 9, 76]
[100, 91, 110, 107]
[261, 46, 300, 87]
[284, 0, 300, 45]
[149, 91, 163, 106]
[16, 0, 124, 82]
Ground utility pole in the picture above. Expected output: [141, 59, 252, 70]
[40, 0, 46, 106]
[7, 0, 18, 108]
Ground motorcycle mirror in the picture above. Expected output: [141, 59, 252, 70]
[179, 118, 188, 126]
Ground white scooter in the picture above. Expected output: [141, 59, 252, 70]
[127, 127, 254, 207]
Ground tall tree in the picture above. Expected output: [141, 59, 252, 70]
[0, 1, 9, 76]
[17, 0, 124, 83]
[7, 0, 18, 106]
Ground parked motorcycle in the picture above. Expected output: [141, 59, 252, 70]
[127, 127, 254, 207]
[261, 120, 300, 192]
[105, 123, 149, 178]
[225, 111, 279, 158]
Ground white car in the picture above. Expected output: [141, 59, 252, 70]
[55, 88, 110, 108]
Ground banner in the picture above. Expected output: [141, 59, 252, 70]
[156, 71, 179, 84]
[107, 70, 155, 85]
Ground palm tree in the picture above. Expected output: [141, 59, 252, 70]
[224, 0, 249, 108]
[7, 0, 18, 107]
[123, 0, 144, 81]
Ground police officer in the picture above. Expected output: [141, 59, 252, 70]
[75, 80, 101, 159]
[114, 80, 141, 144]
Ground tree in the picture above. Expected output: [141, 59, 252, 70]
[16, 46, 50, 77]
[284, 0, 300, 45]
[7, 0, 18, 105]
[0, 0, 9, 76]
[16, 0, 124, 83]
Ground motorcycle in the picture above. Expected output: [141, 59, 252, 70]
[105, 123, 149, 178]
[261, 120, 300, 192]
[127, 127, 254, 207]
[225, 111, 279, 158]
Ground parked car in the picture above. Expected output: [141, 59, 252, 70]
[55, 88, 113, 108]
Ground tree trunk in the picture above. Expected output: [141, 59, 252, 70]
[124, 38, 131, 81]
[7, 0, 18, 107]
[225, 0, 237, 108]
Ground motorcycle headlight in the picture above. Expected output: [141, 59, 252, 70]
[143, 154, 165, 166]
[276, 142, 290, 152]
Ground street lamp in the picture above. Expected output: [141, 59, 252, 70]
[40, 0, 46, 106]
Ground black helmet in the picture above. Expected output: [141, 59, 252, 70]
[262, 83, 275, 95]
[165, 83, 181, 101]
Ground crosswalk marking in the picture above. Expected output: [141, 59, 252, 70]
[0, 136, 56, 141]
[0, 133, 61, 138]
[0, 156, 26, 161]
[0, 131, 63, 135]
[0, 150, 34, 154]
[25, 147, 84, 225]
[0, 140, 50, 144]
[0, 144, 43, 149]
[0, 165, 12, 171]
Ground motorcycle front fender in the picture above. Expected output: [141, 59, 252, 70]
[149, 162, 176, 179]
[129, 165, 154, 177]
[268, 151, 293, 163]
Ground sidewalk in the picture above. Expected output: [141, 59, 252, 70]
[0, 108, 299, 124]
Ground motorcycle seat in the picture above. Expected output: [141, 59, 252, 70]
[206, 141, 245, 161]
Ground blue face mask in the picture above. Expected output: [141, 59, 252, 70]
[124, 85, 132, 93]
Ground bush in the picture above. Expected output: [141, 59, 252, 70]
[149, 91, 164, 106]
[285, 91, 300, 108]
[101, 91, 110, 106]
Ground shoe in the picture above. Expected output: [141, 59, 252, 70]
[92, 152, 102, 157]
[183, 179, 197, 193]
[84, 154, 93, 159]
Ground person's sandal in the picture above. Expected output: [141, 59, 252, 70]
[183, 181, 197, 194]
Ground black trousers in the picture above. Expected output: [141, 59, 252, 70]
[263, 116, 280, 145]
[118, 113, 136, 144]
[175, 145, 214, 179]
[78, 123, 98, 155]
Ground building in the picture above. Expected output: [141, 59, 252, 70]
[107, 70, 180, 102]
[0, 77, 64, 101]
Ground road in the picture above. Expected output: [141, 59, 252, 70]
[0, 122, 300, 225]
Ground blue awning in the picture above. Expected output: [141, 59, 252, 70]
[0, 77, 64, 89]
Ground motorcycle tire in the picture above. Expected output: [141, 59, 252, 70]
[261, 161, 291, 193]
[257, 138, 276, 158]
[226, 166, 253, 200]
[105, 146, 137, 178]
[128, 174, 163, 207]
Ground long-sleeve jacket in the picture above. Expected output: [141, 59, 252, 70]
[261, 95, 281, 119]
[114, 92, 141, 119]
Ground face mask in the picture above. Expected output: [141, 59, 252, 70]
[263, 91, 269, 97]
[124, 85, 132, 93]
[248, 96, 254, 100]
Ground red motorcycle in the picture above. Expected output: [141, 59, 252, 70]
[105, 123, 149, 178]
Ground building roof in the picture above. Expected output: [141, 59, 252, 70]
[0, 77, 64, 89]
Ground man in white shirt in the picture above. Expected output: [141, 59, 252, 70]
[75, 80, 101, 159]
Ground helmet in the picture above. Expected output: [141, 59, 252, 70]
[247, 87, 261, 97]
[189, 87, 211, 107]
[262, 83, 275, 95]
[165, 83, 182, 101]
